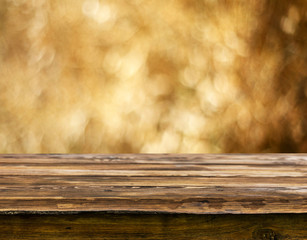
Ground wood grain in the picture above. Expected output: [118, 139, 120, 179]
[0, 154, 306, 214]
[0, 213, 306, 240]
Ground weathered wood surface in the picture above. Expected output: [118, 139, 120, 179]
[0, 213, 306, 240]
[0, 154, 306, 214]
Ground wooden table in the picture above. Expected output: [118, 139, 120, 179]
[0, 154, 306, 239]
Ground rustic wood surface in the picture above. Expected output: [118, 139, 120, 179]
[0, 154, 306, 214]
[0, 213, 306, 240]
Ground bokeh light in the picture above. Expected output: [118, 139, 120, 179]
[0, 0, 307, 153]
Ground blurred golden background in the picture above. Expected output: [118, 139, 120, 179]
[0, 0, 307, 153]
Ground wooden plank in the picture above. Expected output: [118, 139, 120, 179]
[0, 154, 306, 214]
[0, 213, 306, 239]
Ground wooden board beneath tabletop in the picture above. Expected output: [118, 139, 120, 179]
[0, 154, 306, 214]
[0, 213, 306, 240]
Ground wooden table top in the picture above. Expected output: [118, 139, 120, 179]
[0, 154, 306, 214]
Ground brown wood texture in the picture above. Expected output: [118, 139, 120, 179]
[0, 213, 306, 240]
[0, 154, 306, 214]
